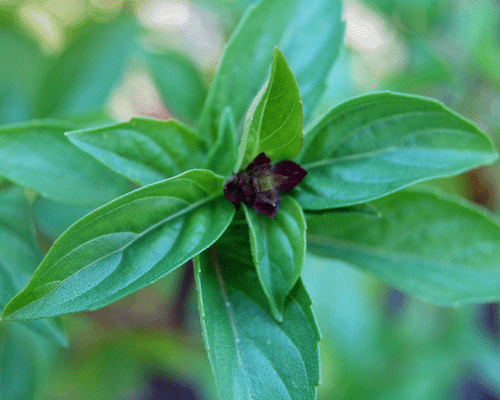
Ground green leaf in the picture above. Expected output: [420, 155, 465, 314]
[0, 186, 67, 346]
[66, 117, 206, 185]
[243, 197, 306, 321]
[0, 25, 46, 120]
[0, 83, 31, 124]
[1, 170, 234, 321]
[236, 48, 303, 171]
[0, 322, 58, 400]
[36, 18, 139, 118]
[33, 197, 95, 242]
[143, 50, 207, 124]
[307, 187, 500, 305]
[203, 106, 238, 176]
[0, 121, 130, 206]
[195, 249, 320, 400]
[198, 0, 344, 142]
[296, 92, 499, 210]
[304, 202, 381, 218]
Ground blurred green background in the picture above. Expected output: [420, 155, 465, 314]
[1, 0, 500, 399]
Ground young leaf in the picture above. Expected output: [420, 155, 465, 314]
[195, 249, 320, 400]
[36, 18, 139, 118]
[0, 186, 67, 346]
[143, 50, 207, 124]
[307, 187, 500, 305]
[1, 170, 234, 321]
[0, 121, 130, 206]
[236, 48, 303, 171]
[198, 0, 344, 142]
[203, 106, 238, 176]
[243, 197, 306, 321]
[66, 117, 206, 186]
[295, 92, 499, 210]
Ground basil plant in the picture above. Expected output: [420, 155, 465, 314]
[1, 0, 499, 399]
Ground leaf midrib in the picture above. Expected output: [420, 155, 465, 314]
[11, 194, 222, 315]
[307, 233, 481, 271]
[301, 109, 473, 163]
[302, 137, 491, 170]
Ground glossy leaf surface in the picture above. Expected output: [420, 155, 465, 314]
[36, 18, 138, 117]
[203, 107, 238, 176]
[0, 121, 130, 206]
[198, 0, 344, 141]
[144, 51, 207, 124]
[66, 117, 205, 185]
[295, 92, 499, 210]
[195, 249, 320, 400]
[243, 197, 306, 320]
[236, 48, 302, 171]
[307, 188, 500, 305]
[2, 170, 234, 321]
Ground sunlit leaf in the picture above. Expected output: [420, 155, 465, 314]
[198, 0, 344, 142]
[243, 197, 306, 320]
[236, 48, 302, 171]
[66, 117, 205, 185]
[1, 170, 234, 321]
[296, 92, 498, 210]
[195, 249, 320, 400]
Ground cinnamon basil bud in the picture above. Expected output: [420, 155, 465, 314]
[223, 152, 307, 218]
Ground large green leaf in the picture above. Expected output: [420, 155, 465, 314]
[203, 106, 238, 176]
[36, 18, 139, 118]
[295, 92, 499, 210]
[307, 188, 500, 305]
[236, 48, 302, 170]
[0, 186, 67, 346]
[198, 0, 344, 142]
[195, 249, 320, 400]
[1, 170, 234, 321]
[143, 50, 207, 124]
[0, 121, 130, 206]
[243, 197, 306, 321]
[66, 117, 206, 185]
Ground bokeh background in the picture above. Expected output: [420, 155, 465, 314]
[1, 0, 500, 399]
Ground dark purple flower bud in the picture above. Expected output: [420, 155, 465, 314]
[246, 152, 272, 172]
[223, 175, 242, 207]
[224, 152, 307, 219]
[272, 160, 308, 192]
[252, 189, 280, 218]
